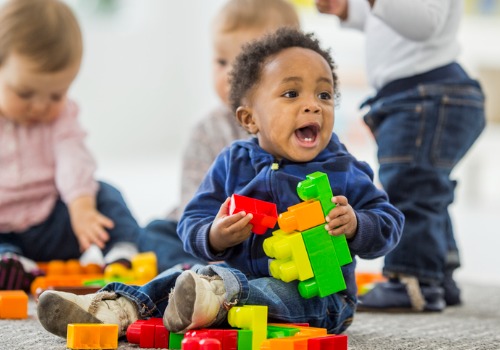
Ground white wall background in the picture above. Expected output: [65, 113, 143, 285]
[2, 0, 500, 285]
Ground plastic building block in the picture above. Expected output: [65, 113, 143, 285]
[182, 337, 222, 350]
[278, 200, 325, 233]
[308, 334, 348, 350]
[236, 329, 253, 350]
[185, 329, 238, 350]
[127, 318, 169, 348]
[66, 324, 118, 349]
[103, 252, 158, 286]
[30, 273, 104, 296]
[267, 325, 300, 338]
[263, 229, 314, 282]
[170, 332, 185, 350]
[296, 171, 335, 216]
[299, 225, 347, 298]
[228, 305, 267, 350]
[229, 194, 278, 235]
[0, 290, 28, 319]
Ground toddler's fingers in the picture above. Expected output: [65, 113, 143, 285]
[217, 197, 232, 217]
[332, 196, 348, 206]
[228, 213, 253, 232]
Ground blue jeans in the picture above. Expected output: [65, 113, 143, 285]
[362, 70, 486, 283]
[0, 182, 140, 261]
[137, 219, 206, 272]
[102, 263, 356, 334]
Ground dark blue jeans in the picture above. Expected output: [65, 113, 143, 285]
[362, 75, 486, 284]
[0, 182, 140, 261]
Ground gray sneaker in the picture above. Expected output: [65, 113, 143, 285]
[37, 290, 138, 338]
[163, 270, 226, 333]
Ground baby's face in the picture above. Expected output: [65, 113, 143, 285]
[238, 47, 335, 162]
[0, 52, 80, 125]
[212, 26, 271, 106]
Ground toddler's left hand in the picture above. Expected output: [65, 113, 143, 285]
[324, 196, 357, 239]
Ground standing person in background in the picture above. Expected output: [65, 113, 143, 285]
[315, 0, 486, 311]
[139, 0, 301, 272]
[0, 0, 141, 292]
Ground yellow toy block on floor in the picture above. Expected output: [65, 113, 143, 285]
[67, 324, 118, 349]
[0, 290, 28, 319]
[228, 305, 267, 350]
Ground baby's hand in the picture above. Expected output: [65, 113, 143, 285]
[69, 196, 113, 251]
[209, 197, 253, 253]
[324, 196, 357, 239]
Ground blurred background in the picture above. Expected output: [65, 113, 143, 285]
[11, 1, 500, 285]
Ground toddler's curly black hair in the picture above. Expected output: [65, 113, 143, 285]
[229, 27, 339, 112]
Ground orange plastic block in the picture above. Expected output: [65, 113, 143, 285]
[39, 259, 102, 276]
[67, 323, 118, 349]
[228, 305, 267, 350]
[278, 200, 325, 233]
[30, 273, 103, 296]
[229, 194, 278, 235]
[0, 290, 28, 319]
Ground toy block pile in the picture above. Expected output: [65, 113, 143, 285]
[123, 305, 347, 350]
[263, 171, 352, 298]
[32, 252, 158, 298]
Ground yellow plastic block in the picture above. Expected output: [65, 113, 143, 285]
[228, 305, 267, 350]
[0, 290, 28, 319]
[278, 200, 325, 233]
[67, 324, 118, 349]
[264, 230, 314, 282]
[132, 252, 158, 284]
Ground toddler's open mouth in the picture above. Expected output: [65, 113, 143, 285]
[295, 123, 320, 147]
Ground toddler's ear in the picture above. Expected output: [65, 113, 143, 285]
[236, 106, 258, 134]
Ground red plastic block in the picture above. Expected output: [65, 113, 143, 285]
[126, 318, 169, 348]
[229, 194, 278, 234]
[308, 334, 348, 350]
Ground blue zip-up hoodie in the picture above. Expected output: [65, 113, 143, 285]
[178, 134, 404, 297]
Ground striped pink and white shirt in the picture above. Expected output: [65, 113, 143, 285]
[0, 99, 98, 233]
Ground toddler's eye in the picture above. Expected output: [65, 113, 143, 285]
[318, 92, 332, 100]
[51, 94, 63, 102]
[216, 59, 228, 67]
[283, 90, 298, 98]
[17, 91, 33, 99]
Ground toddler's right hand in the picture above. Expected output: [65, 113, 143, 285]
[315, 0, 348, 19]
[209, 197, 253, 253]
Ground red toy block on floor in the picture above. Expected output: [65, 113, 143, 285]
[127, 318, 169, 348]
[229, 194, 278, 234]
[308, 334, 348, 350]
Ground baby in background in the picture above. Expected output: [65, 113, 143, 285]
[0, 0, 141, 291]
[141, 0, 301, 271]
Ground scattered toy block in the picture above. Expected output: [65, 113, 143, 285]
[228, 305, 267, 350]
[229, 194, 278, 234]
[127, 318, 169, 348]
[308, 334, 348, 350]
[0, 290, 28, 319]
[66, 323, 118, 349]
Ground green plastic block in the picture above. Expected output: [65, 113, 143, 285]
[168, 332, 184, 350]
[237, 329, 253, 350]
[299, 226, 346, 298]
[331, 234, 352, 266]
[267, 325, 300, 338]
[296, 172, 335, 215]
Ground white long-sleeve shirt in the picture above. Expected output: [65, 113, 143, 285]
[343, 0, 462, 90]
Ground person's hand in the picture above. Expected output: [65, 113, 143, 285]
[324, 196, 357, 239]
[209, 197, 254, 253]
[69, 196, 113, 251]
[315, 0, 348, 20]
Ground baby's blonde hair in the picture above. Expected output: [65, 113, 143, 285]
[0, 0, 82, 72]
[213, 0, 300, 34]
